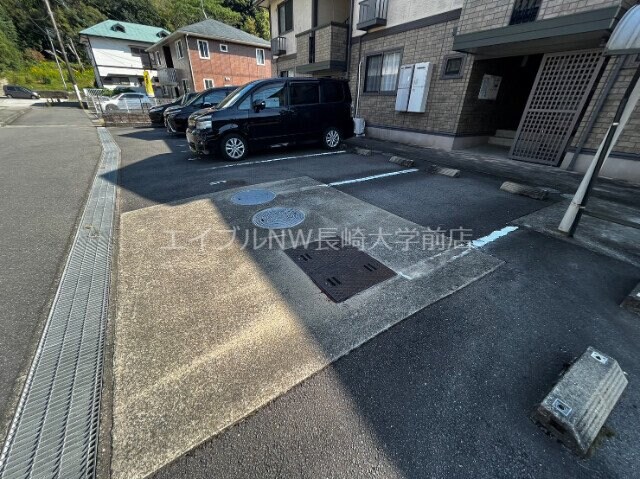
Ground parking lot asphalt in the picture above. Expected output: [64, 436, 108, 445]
[0, 106, 101, 439]
[108, 127, 640, 479]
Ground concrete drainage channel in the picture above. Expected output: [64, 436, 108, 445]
[0, 128, 118, 479]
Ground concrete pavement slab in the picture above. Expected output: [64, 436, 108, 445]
[112, 177, 502, 479]
[513, 200, 640, 267]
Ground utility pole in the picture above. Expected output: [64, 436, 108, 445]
[45, 30, 67, 89]
[67, 37, 85, 72]
[42, 0, 84, 107]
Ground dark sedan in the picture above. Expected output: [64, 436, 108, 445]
[147, 93, 197, 124]
[164, 87, 235, 134]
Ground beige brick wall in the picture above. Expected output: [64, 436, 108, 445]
[572, 57, 640, 156]
[350, 19, 470, 135]
[457, 0, 630, 35]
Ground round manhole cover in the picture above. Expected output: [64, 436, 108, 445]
[252, 207, 306, 229]
[230, 189, 276, 206]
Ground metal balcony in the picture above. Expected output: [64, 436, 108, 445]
[509, 0, 541, 25]
[158, 67, 178, 85]
[271, 36, 287, 56]
[357, 0, 388, 31]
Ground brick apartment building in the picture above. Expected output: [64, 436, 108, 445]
[259, 0, 640, 182]
[147, 19, 272, 97]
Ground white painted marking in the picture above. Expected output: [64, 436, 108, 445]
[187, 157, 198, 161]
[472, 226, 518, 248]
[328, 168, 419, 186]
[199, 150, 346, 171]
[636, 292, 640, 298]
[210, 180, 227, 186]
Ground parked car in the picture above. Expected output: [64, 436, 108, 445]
[3, 85, 40, 99]
[186, 78, 353, 161]
[164, 87, 236, 134]
[100, 92, 153, 112]
[148, 93, 197, 124]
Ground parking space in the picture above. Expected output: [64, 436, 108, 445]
[111, 127, 551, 242]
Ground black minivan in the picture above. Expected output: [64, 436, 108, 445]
[165, 87, 236, 133]
[186, 78, 353, 161]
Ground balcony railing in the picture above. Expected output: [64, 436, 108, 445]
[271, 36, 287, 56]
[157, 67, 178, 85]
[357, 0, 388, 31]
[509, 0, 541, 25]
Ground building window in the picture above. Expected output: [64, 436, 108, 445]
[441, 54, 466, 79]
[509, 0, 541, 25]
[204, 79, 214, 89]
[277, 0, 293, 34]
[182, 79, 190, 93]
[131, 46, 152, 69]
[155, 51, 162, 66]
[197, 40, 210, 59]
[176, 40, 184, 59]
[256, 48, 266, 65]
[220, 44, 229, 53]
[364, 51, 402, 93]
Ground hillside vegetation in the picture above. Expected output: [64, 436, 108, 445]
[0, 0, 269, 79]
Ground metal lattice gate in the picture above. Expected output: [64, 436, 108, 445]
[509, 50, 605, 166]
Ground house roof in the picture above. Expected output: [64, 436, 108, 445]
[147, 19, 270, 50]
[79, 20, 170, 44]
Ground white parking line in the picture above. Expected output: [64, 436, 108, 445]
[199, 150, 347, 171]
[328, 168, 419, 186]
[209, 180, 227, 185]
[471, 226, 518, 248]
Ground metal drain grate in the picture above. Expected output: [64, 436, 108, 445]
[285, 238, 395, 302]
[230, 189, 276, 206]
[0, 127, 118, 479]
[252, 207, 305, 229]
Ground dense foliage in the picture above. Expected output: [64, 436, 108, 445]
[0, 0, 270, 75]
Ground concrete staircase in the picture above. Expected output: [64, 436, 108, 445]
[488, 129, 516, 148]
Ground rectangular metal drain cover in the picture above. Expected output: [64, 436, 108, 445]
[285, 238, 395, 302]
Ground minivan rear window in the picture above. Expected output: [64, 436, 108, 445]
[290, 83, 319, 106]
[321, 82, 344, 103]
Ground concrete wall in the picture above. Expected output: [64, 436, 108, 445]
[268, 0, 313, 56]
[352, 0, 463, 38]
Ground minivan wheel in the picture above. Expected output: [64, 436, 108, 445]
[221, 133, 248, 161]
[323, 127, 341, 149]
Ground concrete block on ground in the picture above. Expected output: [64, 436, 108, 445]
[354, 147, 373, 156]
[425, 164, 460, 178]
[621, 282, 640, 315]
[500, 181, 548, 200]
[532, 346, 628, 456]
[389, 156, 415, 167]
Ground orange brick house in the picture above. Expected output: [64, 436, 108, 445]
[147, 19, 272, 97]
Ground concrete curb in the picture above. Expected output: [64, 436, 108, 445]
[500, 181, 549, 200]
[389, 156, 415, 167]
[0, 108, 30, 127]
[621, 282, 640, 315]
[425, 164, 461, 178]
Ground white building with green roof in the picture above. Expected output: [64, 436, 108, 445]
[79, 20, 170, 90]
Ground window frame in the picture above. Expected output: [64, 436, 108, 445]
[277, 0, 294, 35]
[175, 40, 184, 60]
[256, 48, 266, 66]
[203, 78, 214, 89]
[219, 44, 229, 53]
[363, 49, 403, 95]
[441, 54, 466, 80]
[197, 39, 210, 59]
[181, 79, 190, 93]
